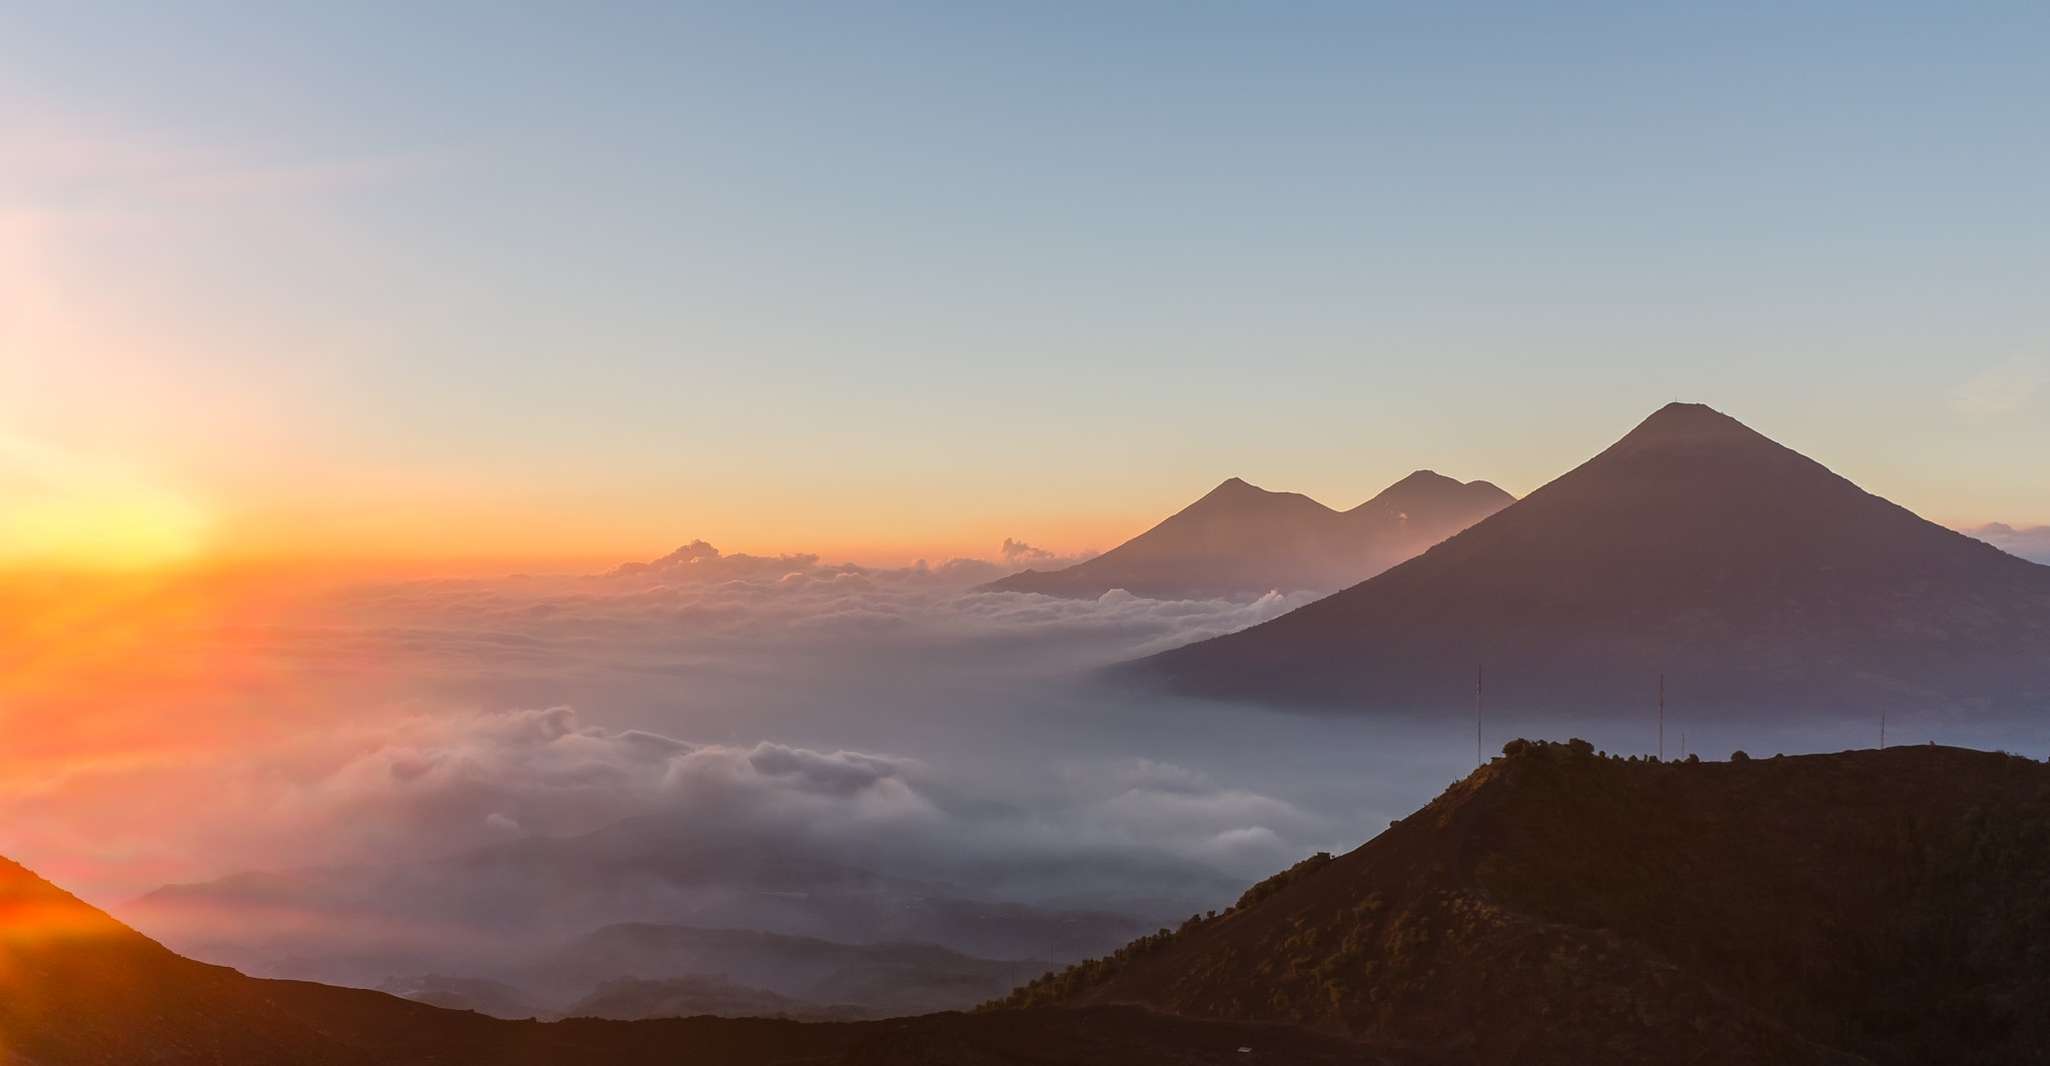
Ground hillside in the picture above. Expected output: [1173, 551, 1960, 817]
[1000, 743, 2050, 1066]
[0, 853, 1403, 1064]
[1134, 403, 2050, 713]
[986, 471, 1511, 600]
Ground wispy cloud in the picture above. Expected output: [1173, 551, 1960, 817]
[1950, 357, 2049, 420]
[0, 108, 426, 212]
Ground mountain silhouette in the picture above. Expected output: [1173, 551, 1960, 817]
[561, 974, 865, 1023]
[986, 471, 1512, 600]
[1130, 403, 2050, 713]
[1003, 742, 2050, 1065]
[0, 854, 1402, 1064]
[528, 923, 1045, 1017]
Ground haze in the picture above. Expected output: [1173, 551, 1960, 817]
[4, 2, 2050, 1046]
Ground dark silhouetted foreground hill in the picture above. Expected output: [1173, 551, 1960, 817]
[1000, 743, 2050, 1066]
[986, 471, 1511, 600]
[1134, 403, 2050, 713]
[0, 854, 1398, 1064]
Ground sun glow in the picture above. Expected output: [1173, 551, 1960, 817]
[0, 433, 211, 572]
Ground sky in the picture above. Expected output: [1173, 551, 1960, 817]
[4, 2, 2048, 573]
[4, 4, 2049, 990]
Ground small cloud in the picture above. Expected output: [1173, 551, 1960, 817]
[1951, 358, 2049, 420]
[1000, 538, 1058, 563]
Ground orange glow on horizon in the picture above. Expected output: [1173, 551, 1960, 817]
[0, 433, 215, 574]
[3, 510, 1139, 582]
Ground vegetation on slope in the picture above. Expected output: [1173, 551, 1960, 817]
[995, 741, 2050, 1066]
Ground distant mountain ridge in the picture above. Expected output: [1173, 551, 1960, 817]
[1131, 402, 2050, 713]
[122, 811, 1157, 1013]
[562, 974, 870, 1023]
[986, 470, 1513, 600]
[497, 922, 1047, 1018]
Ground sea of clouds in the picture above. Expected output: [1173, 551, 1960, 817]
[13, 540, 1466, 931]
[21, 534, 1990, 988]
[237, 541, 1347, 888]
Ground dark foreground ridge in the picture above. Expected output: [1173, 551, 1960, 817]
[0, 853, 1400, 1064]
[11, 743, 2048, 1064]
[997, 742, 2050, 1066]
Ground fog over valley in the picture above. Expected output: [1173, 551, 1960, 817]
[12, 496, 2047, 1024]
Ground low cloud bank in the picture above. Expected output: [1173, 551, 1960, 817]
[112, 702, 1333, 986]
[283, 541, 1314, 720]
[1968, 523, 2050, 565]
[7, 539, 1337, 976]
[224, 703, 1323, 894]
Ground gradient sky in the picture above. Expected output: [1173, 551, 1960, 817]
[4, 2, 2047, 572]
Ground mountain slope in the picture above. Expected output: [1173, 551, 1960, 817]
[1003, 743, 2050, 1066]
[0, 855, 1403, 1065]
[987, 472, 1512, 600]
[0, 852, 626, 1064]
[1133, 403, 2050, 712]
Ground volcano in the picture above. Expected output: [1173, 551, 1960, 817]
[987, 471, 1511, 600]
[1131, 403, 2050, 714]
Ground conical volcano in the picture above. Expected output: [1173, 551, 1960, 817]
[1131, 403, 2050, 714]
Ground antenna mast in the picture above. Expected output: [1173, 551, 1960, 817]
[1880, 711, 1886, 751]
[1476, 663, 1484, 769]
[1658, 674, 1665, 761]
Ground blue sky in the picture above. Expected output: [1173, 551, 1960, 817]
[3, 2, 2046, 566]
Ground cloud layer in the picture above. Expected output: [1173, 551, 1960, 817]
[257, 703, 1319, 890]
[2, 541, 1324, 912]
[1969, 523, 2050, 565]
